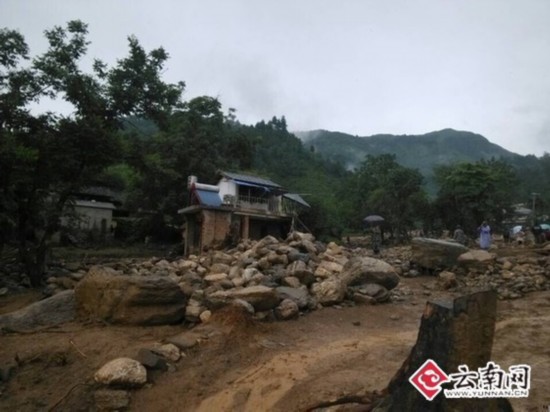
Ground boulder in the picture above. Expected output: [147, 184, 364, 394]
[199, 310, 212, 323]
[134, 349, 167, 371]
[207, 285, 279, 311]
[185, 299, 205, 323]
[75, 266, 186, 325]
[0, 290, 75, 332]
[211, 251, 234, 265]
[166, 333, 200, 350]
[438, 271, 458, 289]
[204, 273, 228, 284]
[151, 343, 181, 362]
[209, 263, 230, 274]
[281, 276, 302, 288]
[275, 299, 299, 320]
[340, 257, 400, 290]
[411, 237, 469, 270]
[317, 260, 344, 274]
[275, 286, 310, 309]
[251, 236, 280, 254]
[299, 239, 318, 254]
[94, 358, 147, 387]
[458, 250, 497, 270]
[287, 250, 310, 264]
[310, 278, 346, 305]
[353, 283, 390, 303]
[286, 260, 315, 286]
[266, 251, 288, 266]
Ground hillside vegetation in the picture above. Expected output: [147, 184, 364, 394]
[296, 129, 523, 190]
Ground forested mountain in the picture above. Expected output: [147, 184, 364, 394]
[295, 129, 518, 175]
[295, 129, 521, 192]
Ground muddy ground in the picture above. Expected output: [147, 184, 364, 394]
[1, 249, 549, 412]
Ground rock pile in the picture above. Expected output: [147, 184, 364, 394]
[4, 233, 550, 331]
[405, 237, 550, 299]
[74, 232, 401, 325]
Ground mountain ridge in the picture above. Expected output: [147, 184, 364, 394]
[294, 128, 518, 174]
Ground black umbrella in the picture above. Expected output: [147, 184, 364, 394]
[363, 215, 385, 225]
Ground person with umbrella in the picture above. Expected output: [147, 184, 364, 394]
[364, 215, 384, 255]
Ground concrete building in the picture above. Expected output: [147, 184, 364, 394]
[178, 171, 309, 255]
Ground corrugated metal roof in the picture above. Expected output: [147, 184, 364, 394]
[220, 171, 282, 188]
[196, 189, 222, 207]
[283, 193, 310, 208]
[74, 200, 116, 210]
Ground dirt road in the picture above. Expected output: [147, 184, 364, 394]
[1, 277, 549, 411]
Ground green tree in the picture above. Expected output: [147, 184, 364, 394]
[122, 96, 257, 238]
[0, 21, 183, 286]
[433, 159, 518, 235]
[353, 154, 428, 239]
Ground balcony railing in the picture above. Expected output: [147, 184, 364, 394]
[236, 195, 281, 214]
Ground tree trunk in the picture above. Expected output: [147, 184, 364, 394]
[373, 290, 513, 412]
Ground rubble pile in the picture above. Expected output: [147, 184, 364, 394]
[404, 238, 550, 299]
[72, 232, 401, 325]
[3, 234, 550, 328]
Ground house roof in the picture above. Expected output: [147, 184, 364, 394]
[74, 200, 116, 210]
[195, 189, 223, 207]
[283, 193, 310, 208]
[220, 171, 283, 189]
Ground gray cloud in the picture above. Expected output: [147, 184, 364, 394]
[2, 0, 550, 155]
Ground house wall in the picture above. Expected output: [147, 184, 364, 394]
[71, 206, 113, 233]
[184, 214, 201, 256]
[201, 209, 232, 250]
[218, 178, 237, 203]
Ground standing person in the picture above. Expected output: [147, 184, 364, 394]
[371, 226, 381, 255]
[453, 225, 467, 245]
[478, 221, 491, 250]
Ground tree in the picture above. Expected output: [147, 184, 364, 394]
[0, 21, 183, 286]
[353, 154, 428, 239]
[433, 159, 518, 235]
[123, 96, 256, 225]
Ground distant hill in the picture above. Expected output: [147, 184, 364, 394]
[294, 129, 519, 178]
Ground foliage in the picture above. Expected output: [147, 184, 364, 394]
[433, 159, 518, 235]
[0, 21, 183, 285]
[351, 154, 428, 239]
[123, 96, 255, 221]
[299, 128, 520, 194]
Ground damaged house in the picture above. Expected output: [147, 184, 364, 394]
[178, 171, 310, 255]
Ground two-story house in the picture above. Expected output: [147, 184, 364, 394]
[178, 171, 309, 255]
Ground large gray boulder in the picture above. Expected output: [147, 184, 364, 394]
[340, 256, 400, 290]
[0, 290, 75, 331]
[206, 285, 279, 311]
[411, 237, 469, 270]
[275, 286, 310, 309]
[75, 266, 186, 325]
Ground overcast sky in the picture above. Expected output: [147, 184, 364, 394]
[2, 0, 550, 156]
